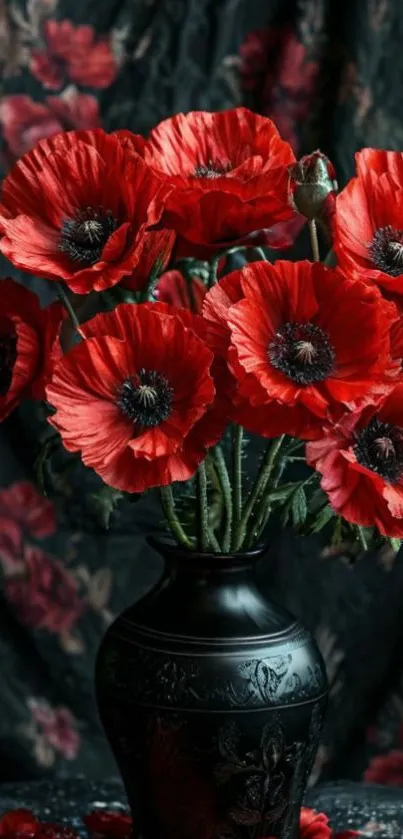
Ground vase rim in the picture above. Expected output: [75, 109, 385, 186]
[148, 535, 266, 569]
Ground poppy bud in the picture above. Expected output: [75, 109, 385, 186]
[289, 151, 338, 221]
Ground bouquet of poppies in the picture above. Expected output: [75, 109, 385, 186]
[0, 106, 402, 555]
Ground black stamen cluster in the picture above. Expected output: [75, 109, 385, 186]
[268, 322, 336, 385]
[117, 369, 173, 428]
[370, 225, 403, 277]
[59, 207, 118, 266]
[354, 417, 403, 483]
[194, 159, 232, 179]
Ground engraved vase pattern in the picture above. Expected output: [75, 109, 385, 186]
[95, 541, 328, 839]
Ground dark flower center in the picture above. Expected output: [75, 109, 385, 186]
[59, 207, 118, 267]
[354, 417, 403, 482]
[268, 322, 336, 385]
[370, 225, 403, 277]
[117, 369, 173, 428]
[0, 332, 17, 396]
[194, 159, 232, 179]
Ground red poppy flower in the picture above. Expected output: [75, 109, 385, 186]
[306, 384, 403, 536]
[334, 148, 403, 305]
[204, 260, 397, 440]
[0, 92, 100, 160]
[0, 809, 38, 838]
[299, 808, 331, 839]
[30, 20, 117, 90]
[0, 279, 64, 421]
[156, 269, 207, 312]
[83, 811, 132, 839]
[0, 129, 174, 294]
[136, 107, 296, 255]
[46, 304, 218, 493]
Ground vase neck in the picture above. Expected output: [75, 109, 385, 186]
[127, 538, 296, 640]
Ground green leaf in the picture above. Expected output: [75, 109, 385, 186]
[389, 537, 402, 554]
[89, 486, 125, 530]
[34, 435, 61, 494]
[308, 487, 328, 514]
[310, 505, 334, 533]
[267, 482, 302, 503]
[291, 486, 308, 526]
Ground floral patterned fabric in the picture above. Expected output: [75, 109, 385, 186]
[1, 0, 403, 786]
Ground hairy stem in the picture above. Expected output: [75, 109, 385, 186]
[308, 219, 320, 262]
[196, 462, 220, 552]
[213, 446, 233, 553]
[159, 486, 193, 549]
[232, 425, 243, 545]
[208, 253, 222, 288]
[234, 435, 285, 551]
[57, 283, 84, 336]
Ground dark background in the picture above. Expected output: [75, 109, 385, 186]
[1, 0, 403, 790]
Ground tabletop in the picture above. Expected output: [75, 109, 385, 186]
[0, 779, 402, 838]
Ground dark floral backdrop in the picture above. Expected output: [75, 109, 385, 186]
[1, 0, 403, 788]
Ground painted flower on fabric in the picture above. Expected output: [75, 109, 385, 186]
[306, 384, 403, 537]
[364, 748, 403, 785]
[239, 27, 319, 153]
[334, 149, 403, 307]
[5, 545, 85, 634]
[0, 480, 56, 573]
[0, 481, 55, 539]
[0, 91, 101, 160]
[0, 279, 64, 421]
[26, 698, 80, 765]
[47, 303, 221, 493]
[30, 20, 118, 90]
[0, 130, 174, 294]
[203, 260, 397, 440]
[134, 107, 297, 255]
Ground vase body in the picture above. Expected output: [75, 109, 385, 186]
[95, 540, 328, 839]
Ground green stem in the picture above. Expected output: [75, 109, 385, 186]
[56, 283, 84, 335]
[159, 486, 194, 549]
[196, 462, 220, 552]
[308, 219, 320, 262]
[357, 525, 369, 552]
[254, 246, 267, 261]
[234, 435, 285, 551]
[232, 425, 243, 542]
[183, 268, 197, 312]
[208, 253, 221, 289]
[213, 446, 233, 553]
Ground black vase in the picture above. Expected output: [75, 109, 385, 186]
[95, 539, 328, 839]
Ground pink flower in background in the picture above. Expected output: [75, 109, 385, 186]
[240, 26, 319, 152]
[31, 20, 118, 90]
[5, 545, 85, 634]
[0, 481, 55, 538]
[0, 481, 56, 571]
[27, 698, 80, 761]
[364, 749, 403, 786]
[0, 92, 100, 160]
